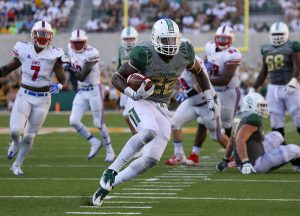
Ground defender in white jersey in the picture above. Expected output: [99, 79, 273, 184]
[66, 29, 115, 161]
[0, 21, 66, 175]
[165, 56, 228, 166]
[204, 25, 242, 138]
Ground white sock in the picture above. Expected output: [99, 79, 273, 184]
[99, 124, 111, 146]
[174, 141, 184, 156]
[109, 133, 144, 172]
[192, 146, 201, 155]
[78, 125, 92, 139]
[14, 141, 33, 167]
[113, 166, 137, 186]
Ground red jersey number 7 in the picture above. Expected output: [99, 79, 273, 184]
[31, 65, 40, 81]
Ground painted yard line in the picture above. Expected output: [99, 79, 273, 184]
[104, 201, 159, 204]
[0, 177, 99, 181]
[139, 181, 196, 184]
[155, 175, 209, 179]
[138, 178, 196, 182]
[134, 185, 191, 188]
[0, 127, 197, 134]
[158, 173, 212, 176]
[168, 170, 215, 173]
[205, 179, 300, 183]
[65, 212, 141, 215]
[0, 196, 89, 199]
[0, 164, 105, 168]
[110, 196, 300, 202]
[80, 206, 152, 209]
[122, 188, 183, 191]
[113, 192, 177, 195]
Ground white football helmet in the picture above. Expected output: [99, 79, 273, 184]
[269, 22, 289, 46]
[31, 20, 53, 48]
[121, 26, 138, 48]
[241, 92, 269, 118]
[215, 25, 234, 50]
[151, 19, 181, 56]
[70, 29, 88, 53]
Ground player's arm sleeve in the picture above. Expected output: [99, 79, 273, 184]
[129, 45, 152, 71]
[245, 113, 262, 127]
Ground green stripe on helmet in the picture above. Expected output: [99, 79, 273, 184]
[165, 19, 174, 32]
[275, 22, 280, 30]
[126, 27, 131, 36]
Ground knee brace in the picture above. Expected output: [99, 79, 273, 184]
[138, 129, 157, 144]
[129, 156, 159, 175]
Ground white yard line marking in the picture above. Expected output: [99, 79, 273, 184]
[139, 181, 196, 184]
[0, 178, 98, 181]
[204, 179, 300, 183]
[65, 212, 141, 215]
[158, 173, 212, 176]
[104, 201, 159, 204]
[156, 175, 209, 179]
[110, 196, 300, 202]
[113, 193, 177, 195]
[0, 165, 105, 168]
[0, 196, 88, 198]
[134, 185, 191, 188]
[80, 206, 152, 209]
[122, 188, 183, 191]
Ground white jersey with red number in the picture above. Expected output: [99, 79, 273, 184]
[67, 44, 100, 87]
[12, 41, 64, 88]
[205, 41, 241, 91]
[178, 56, 216, 106]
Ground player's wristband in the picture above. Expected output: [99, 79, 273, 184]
[242, 159, 250, 164]
[186, 88, 198, 98]
[124, 86, 136, 99]
[204, 89, 214, 100]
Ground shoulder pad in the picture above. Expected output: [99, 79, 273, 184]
[261, 44, 273, 55]
[291, 41, 300, 52]
[130, 45, 152, 70]
[86, 47, 100, 62]
[224, 47, 242, 64]
[179, 41, 195, 65]
[245, 113, 262, 127]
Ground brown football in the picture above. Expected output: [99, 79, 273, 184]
[127, 73, 154, 91]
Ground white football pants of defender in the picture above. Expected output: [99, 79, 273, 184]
[10, 88, 51, 168]
[254, 131, 300, 173]
[172, 98, 223, 142]
[69, 84, 111, 145]
[266, 84, 300, 129]
[216, 87, 241, 129]
[108, 99, 172, 186]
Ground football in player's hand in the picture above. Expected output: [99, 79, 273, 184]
[127, 73, 154, 91]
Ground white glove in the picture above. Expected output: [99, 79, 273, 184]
[285, 77, 299, 95]
[204, 90, 219, 120]
[124, 79, 155, 100]
[49, 83, 63, 94]
[241, 161, 256, 175]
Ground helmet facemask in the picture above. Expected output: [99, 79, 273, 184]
[71, 40, 87, 53]
[215, 35, 232, 50]
[270, 32, 288, 46]
[269, 22, 289, 46]
[122, 37, 137, 48]
[32, 30, 53, 48]
[153, 34, 181, 56]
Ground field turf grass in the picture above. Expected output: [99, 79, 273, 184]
[0, 112, 299, 216]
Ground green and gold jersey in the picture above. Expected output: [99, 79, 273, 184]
[118, 46, 132, 69]
[232, 111, 264, 165]
[261, 41, 300, 85]
[130, 41, 195, 104]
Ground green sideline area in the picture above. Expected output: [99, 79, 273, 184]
[0, 112, 299, 216]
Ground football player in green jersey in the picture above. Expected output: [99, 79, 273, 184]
[92, 19, 219, 206]
[118, 26, 139, 134]
[216, 92, 300, 174]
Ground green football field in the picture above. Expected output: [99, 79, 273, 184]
[0, 112, 299, 216]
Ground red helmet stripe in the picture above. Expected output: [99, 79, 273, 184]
[77, 30, 80, 38]
[42, 21, 45, 28]
[222, 25, 226, 33]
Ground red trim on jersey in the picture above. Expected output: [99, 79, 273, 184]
[87, 54, 100, 62]
[12, 49, 19, 56]
[224, 59, 241, 64]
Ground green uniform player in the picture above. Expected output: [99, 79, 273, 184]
[92, 19, 219, 206]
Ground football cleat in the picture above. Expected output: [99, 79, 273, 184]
[100, 169, 118, 191]
[92, 187, 110, 206]
[10, 164, 24, 176]
[7, 142, 18, 160]
[104, 149, 115, 162]
[228, 156, 237, 168]
[185, 153, 200, 166]
[165, 154, 186, 166]
[88, 140, 103, 160]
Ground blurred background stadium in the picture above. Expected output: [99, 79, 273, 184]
[0, 0, 299, 112]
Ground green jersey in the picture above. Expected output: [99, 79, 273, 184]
[118, 46, 131, 69]
[261, 41, 300, 85]
[130, 41, 195, 104]
[232, 111, 264, 165]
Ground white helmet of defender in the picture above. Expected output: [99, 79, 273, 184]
[70, 29, 88, 53]
[121, 26, 138, 48]
[269, 22, 289, 46]
[151, 19, 181, 56]
[241, 92, 269, 118]
[215, 25, 234, 50]
[31, 20, 53, 48]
